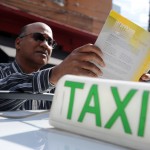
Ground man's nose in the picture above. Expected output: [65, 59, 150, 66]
[40, 40, 49, 48]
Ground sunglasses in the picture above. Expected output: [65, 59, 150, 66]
[19, 32, 56, 48]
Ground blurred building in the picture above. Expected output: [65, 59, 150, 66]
[0, 0, 112, 65]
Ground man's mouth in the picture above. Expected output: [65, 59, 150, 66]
[36, 51, 48, 57]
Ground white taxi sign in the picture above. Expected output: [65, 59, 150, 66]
[49, 75, 150, 150]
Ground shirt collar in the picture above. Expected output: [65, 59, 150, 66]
[12, 60, 24, 73]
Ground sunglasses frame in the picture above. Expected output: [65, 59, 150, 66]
[19, 32, 57, 48]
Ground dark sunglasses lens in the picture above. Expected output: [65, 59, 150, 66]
[33, 33, 45, 42]
[47, 38, 54, 46]
[33, 33, 56, 47]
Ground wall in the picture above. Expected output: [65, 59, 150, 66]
[0, 0, 112, 35]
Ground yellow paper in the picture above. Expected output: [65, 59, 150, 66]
[95, 10, 150, 81]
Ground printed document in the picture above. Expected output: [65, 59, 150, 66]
[95, 10, 150, 81]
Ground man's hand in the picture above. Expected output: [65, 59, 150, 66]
[139, 73, 150, 82]
[49, 44, 105, 85]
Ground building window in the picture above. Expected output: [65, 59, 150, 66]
[51, 0, 65, 7]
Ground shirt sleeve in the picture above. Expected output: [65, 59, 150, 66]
[0, 68, 54, 93]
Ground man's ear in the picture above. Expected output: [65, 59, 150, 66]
[15, 37, 21, 51]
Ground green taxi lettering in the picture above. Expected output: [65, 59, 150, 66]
[105, 87, 137, 134]
[78, 84, 101, 126]
[65, 81, 84, 119]
[64, 80, 150, 137]
[138, 91, 149, 137]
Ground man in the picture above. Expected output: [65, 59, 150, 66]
[0, 22, 105, 110]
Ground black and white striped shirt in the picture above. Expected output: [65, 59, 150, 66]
[0, 61, 54, 111]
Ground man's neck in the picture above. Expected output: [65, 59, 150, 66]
[15, 59, 41, 74]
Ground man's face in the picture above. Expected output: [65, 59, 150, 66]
[16, 23, 54, 69]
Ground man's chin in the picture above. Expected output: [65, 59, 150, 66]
[34, 59, 47, 67]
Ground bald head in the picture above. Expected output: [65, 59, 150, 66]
[19, 22, 53, 38]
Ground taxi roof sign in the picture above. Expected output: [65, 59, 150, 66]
[49, 75, 150, 150]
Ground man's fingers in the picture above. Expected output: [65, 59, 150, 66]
[139, 73, 150, 82]
[74, 43, 103, 58]
[79, 61, 103, 76]
[73, 44, 105, 67]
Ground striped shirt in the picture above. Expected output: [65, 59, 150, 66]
[0, 60, 54, 111]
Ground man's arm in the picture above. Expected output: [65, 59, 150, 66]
[0, 69, 53, 93]
[49, 44, 105, 85]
